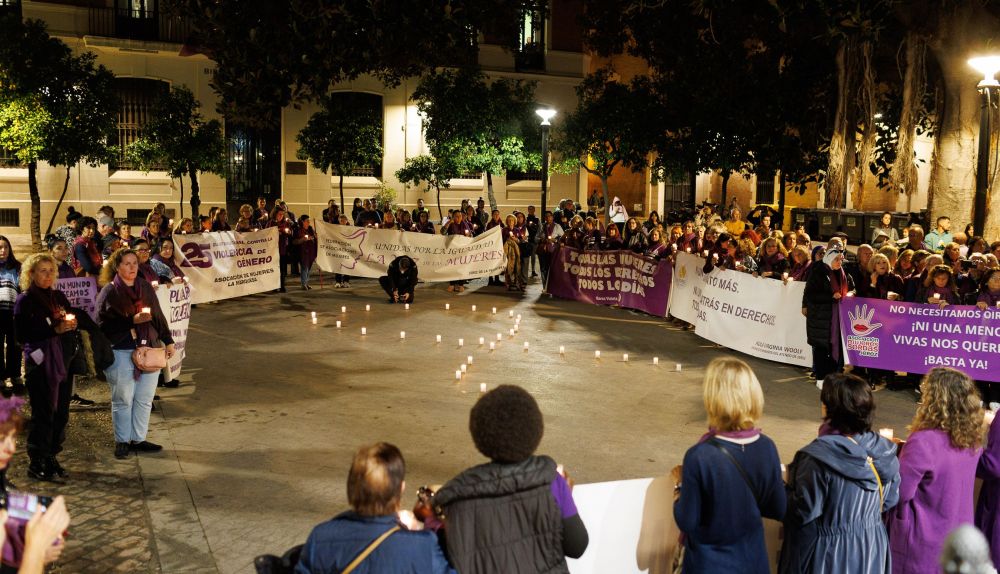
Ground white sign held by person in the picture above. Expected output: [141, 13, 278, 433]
[155, 283, 191, 379]
[314, 222, 506, 282]
[55, 276, 98, 320]
[670, 252, 812, 367]
[172, 228, 280, 304]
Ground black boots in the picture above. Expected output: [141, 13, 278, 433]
[27, 458, 59, 482]
[114, 442, 130, 459]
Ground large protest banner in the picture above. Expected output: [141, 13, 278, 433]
[172, 228, 280, 304]
[547, 247, 672, 316]
[670, 252, 812, 367]
[314, 221, 506, 281]
[840, 298, 1000, 382]
[56, 276, 98, 320]
[155, 283, 191, 379]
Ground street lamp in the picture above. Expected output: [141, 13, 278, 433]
[536, 108, 556, 218]
[969, 56, 1000, 236]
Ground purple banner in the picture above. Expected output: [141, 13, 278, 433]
[840, 297, 1000, 382]
[56, 276, 97, 320]
[548, 247, 672, 316]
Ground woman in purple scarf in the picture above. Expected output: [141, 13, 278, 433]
[672, 357, 786, 574]
[755, 237, 788, 279]
[151, 238, 185, 283]
[787, 246, 811, 282]
[888, 368, 982, 574]
[802, 249, 855, 387]
[643, 228, 669, 260]
[96, 249, 174, 460]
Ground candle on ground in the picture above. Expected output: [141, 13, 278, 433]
[559, 346, 565, 355]
[509, 310, 514, 318]
[516, 314, 522, 321]
[676, 363, 682, 372]
[514, 324, 519, 333]
[595, 350, 601, 359]
[479, 337, 485, 345]
[480, 383, 487, 393]
[523, 341, 529, 350]
[467, 355, 473, 364]
[311, 311, 317, 320]
[400, 331, 406, 339]
[489, 342, 496, 350]
[341, 306, 347, 313]
[623, 353, 629, 362]
[336, 320, 341, 328]
[365, 304, 371, 311]
[445, 303, 450, 310]
[472, 305, 477, 312]
[455, 370, 462, 380]
[496, 333, 502, 341]
[458, 338, 464, 347]
[461, 364, 467, 373]
[361, 327, 367, 335]
[509, 328, 515, 336]
[653, 357, 659, 365]
[405, 303, 410, 310]
[435, 334, 442, 343]
[492, 307, 497, 314]
[311, 317, 317, 325]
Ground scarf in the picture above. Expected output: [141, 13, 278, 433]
[760, 252, 785, 273]
[113, 275, 155, 380]
[817, 421, 842, 437]
[23, 287, 68, 409]
[153, 253, 184, 279]
[73, 236, 101, 272]
[828, 265, 848, 361]
[698, 427, 762, 444]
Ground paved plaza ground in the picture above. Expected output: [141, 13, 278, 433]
[25, 274, 922, 573]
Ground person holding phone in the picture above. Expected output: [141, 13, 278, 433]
[96, 248, 174, 460]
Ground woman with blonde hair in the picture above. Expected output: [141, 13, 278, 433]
[673, 357, 786, 573]
[887, 368, 983, 574]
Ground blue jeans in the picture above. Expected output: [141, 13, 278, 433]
[300, 264, 312, 288]
[105, 349, 158, 443]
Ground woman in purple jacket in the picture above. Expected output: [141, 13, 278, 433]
[887, 367, 983, 574]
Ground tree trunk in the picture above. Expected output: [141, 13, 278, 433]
[435, 185, 443, 221]
[45, 166, 72, 236]
[720, 171, 731, 209]
[339, 174, 345, 217]
[486, 171, 497, 212]
[28, 161, 41, 252]
[601, 176, 611, 221]
[927, 5, 1000, 236]
[891, 32, 927, 197]
[189, 165, 201, 220]
[828, 37, 861, 209]
[179, 176, 185, 219]
[778, 170, 787, 230]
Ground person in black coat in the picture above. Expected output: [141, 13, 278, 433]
[803, 249, 855, 387]
[379, 256, 418, 304]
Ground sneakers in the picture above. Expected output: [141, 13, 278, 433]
[70, 394, 97, 409]
[114, 442, 130, 459]
[130, 440, 163, 453]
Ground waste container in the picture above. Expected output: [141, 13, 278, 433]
[815, 209, 841, 241]
[840, 211, 866, 245]
[891, 212, 912, 238]
[863, 212, 885, 244]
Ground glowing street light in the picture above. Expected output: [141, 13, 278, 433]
[536, 107, 557, 222]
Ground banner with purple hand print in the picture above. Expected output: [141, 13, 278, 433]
[839, 297, 1000, 382]
[173, 228, 280, 304]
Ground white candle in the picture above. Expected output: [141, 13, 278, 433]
[361, 327, 367, 335]
[480, 383, 487, 393]
[311, 311, 317, 320]
[523, 341, 529, 350]
[445, 303, 450, 310]
[400, 331, 406, 339]
[365, 304, 371, 311]
[516, 314, 522, 321]
[341, 306, 347, 313]
[933, 293, 941, 300]
[311, 317, 317, 325]
[435, 334, 441, 343]
[509, 328, 515, 336]
[489, 342, 495, 350]
[514, 324, 519, 333]
[623, 353, 629, 362]
[64, 313, 75, 322]
[509, 310, 514, 318]
[713, 253, 719, 260]
[151, 281, 159, 288]
[676, 363, 682, 372]
[878, 428, 894, 440]
[336, 320, 341, 328]
[671, 243, 677, 250]
[479, 337, 485, 345]
[653, 357, 659, 365]
[461, 364, 467, 373]
[595, 350, 601, 359]
[996, 301, 1000, 309]
[685, 247, 691, 253]
[559, 345, 565, 355]
[497, 333, 502, 341]
[492, 307, 497, 314]
[405, 303, 410, 310]
[472, 304, 477, 312]
[703, 250, 709, 257]
[455, 370, 462, 380]
[782, 272, 789, 280]
[467, 355, 473, 364]
[141, 307, 151, 314]
[458, 338, 464, 347]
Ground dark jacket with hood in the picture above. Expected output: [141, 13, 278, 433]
[802, 262, 855, 348]
[433, 455, 570, 574]
[779, 431, 901, 574]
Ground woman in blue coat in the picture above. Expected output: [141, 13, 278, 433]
[779, 373, 901, 573]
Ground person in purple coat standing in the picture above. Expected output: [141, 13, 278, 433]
[887, 367, 984, 574]
[976, 404, 1000, 566]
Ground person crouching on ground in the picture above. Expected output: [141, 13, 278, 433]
[379, 256, 417, 304]
[96, 248, 174, 460]
[433, 384, 589, 574]
[295, 443, 455, 574]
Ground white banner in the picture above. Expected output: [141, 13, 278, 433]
[314, 221, 506, 282]
[670, 252, 812, 367]
[55, 276, 98, 320]
[155, 283, 191, 379]
[172, 228, 280, 304]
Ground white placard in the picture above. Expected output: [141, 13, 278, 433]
[172, 228, 280, 304]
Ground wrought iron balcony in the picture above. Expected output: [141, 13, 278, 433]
[87, 6, 192, 44]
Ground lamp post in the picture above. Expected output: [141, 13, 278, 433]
[536, 108, 556, 218]
[969, 56, 1000, 236]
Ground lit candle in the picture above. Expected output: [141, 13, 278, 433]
[400, 331, 406, 339]
[492, 307, 497, 314]
[445, 303, 450, 310]
[489, 342, 495, 350]
[336, 320, 341, 328]
[509, 310, 514, 318]
[595, 350, 601, 359]
[436, 334, 442, 343]
[653, 357, 659, 365]
[996, 301, 1000, 309]
[496, 333, 502, 341]
[311, 317, 317, 325]
[467, 355, 473, 364]
[341, 306, 347, 313]
[141, 307, 151, 314]
[516, 314, 522, 321]
[151, 281, 159, 288]
[361, 327, 367, 335]
[713, 253, 719, 260]
[878, 428, 894, 440]
[455, 370, 462, 380]
[685, 247, 691, 253]
[479, 337, 485, 345]
[64, 313, 75, 322]
[458, 338, 464, 347]
[472, 305, 477, 312]
[509, 328, 515, 336]
[782, 272, 789, 280]
[480, 383, 487, 393]
[933, 293, 941, 300]
[461, 364, 467, 373]
[514, 324, 519, 333]
[405, 303, 410, 310]
[183, 276, 189, 283]
[676, 363, 682, 372]
[671, 243, 678, 251]
[623, 353, 629, 362]
[703, 250, 709, 257]
[311, 311, 317, 320]
[523, 341, 529, 350]
[559, 345, 565, 355]
[365, 304, 371, 311]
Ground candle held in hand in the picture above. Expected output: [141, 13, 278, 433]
[141, 307, 151, 314]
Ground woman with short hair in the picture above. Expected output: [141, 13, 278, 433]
[888, 368, 983, 574]
[268, 207, 295, 293]
[673, 357, 786, 574]
[96, 248, 175, 459]
[779, 373, 900, 573]
[295, 443, 455, 574]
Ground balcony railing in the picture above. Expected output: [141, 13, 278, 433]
[88, 6, 192, 44]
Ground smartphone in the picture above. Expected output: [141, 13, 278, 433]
[4, 492, 52, 522]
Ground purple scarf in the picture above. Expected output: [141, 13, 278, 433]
[112, 275, 155, 380]
[22, 287, 68, 409]
[698, 427, 762, 444]
[153, 253, 184, 279]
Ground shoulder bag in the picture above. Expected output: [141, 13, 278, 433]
[340, 525, 400, 574]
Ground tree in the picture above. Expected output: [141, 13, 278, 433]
[553, 69, 658, 219]
[411, 69, 539, 211]
[395, 153, 463, 221]
[295, 94, 383, 213]
[127, 85, 226, 219]
[166, 0, 538, 127]
[0, 17, 118, 250]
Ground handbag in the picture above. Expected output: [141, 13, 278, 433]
[130, 328, 166, 373]
[340, 526, 399, 574]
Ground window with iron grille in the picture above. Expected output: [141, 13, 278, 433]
[226, 120, 282, 203]
[506, 169, 542, 182]
[663, 172, 692, 214]
[756, 171, 776, 205]
[515, 4, 545, 71]
[112, 78, 170, 171]
[0, 209, 20, 227]
[126, 209, 152, 226]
